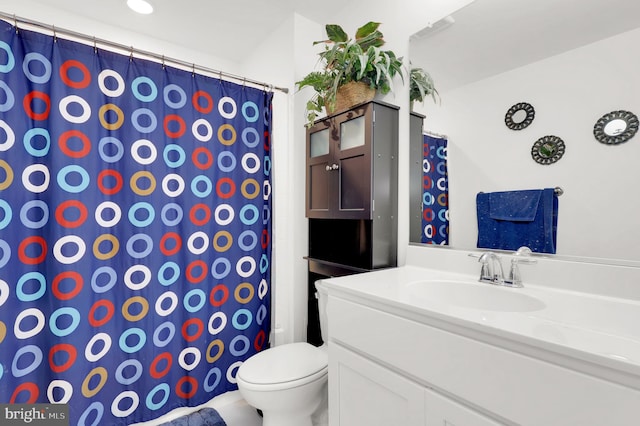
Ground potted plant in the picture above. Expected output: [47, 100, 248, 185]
[409, 66, 439, 109]
[296, 22, 404, 126]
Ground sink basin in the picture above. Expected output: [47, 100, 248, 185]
[404, 280, 546, 312]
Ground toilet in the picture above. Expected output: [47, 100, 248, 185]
[236, 281, 329, 426]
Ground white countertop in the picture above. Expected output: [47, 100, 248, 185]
[321, 265, 640, 390]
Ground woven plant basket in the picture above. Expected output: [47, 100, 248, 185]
[329, 81, 375, 114]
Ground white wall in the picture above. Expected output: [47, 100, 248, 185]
[416, 27, 640, 261]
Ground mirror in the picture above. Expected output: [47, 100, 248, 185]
[593, 110, 639, 145]
[409, 0, 640, 262]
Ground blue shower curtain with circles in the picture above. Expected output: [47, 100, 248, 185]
[0, 19, 272, 425]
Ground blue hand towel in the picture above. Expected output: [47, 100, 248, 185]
[476, 188, 558, 254]
[159, 408, 227, 426]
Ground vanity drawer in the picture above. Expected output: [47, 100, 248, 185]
[328, 295, 640, 425]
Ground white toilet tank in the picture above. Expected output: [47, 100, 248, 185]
[315, 280, 329, 344]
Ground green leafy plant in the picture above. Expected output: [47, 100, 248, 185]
[410, 66, 439, 106]
[296, 22, 404, 126]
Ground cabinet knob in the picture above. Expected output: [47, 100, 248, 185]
[325, 165, 331, 171]
[332, 163, 339, 170]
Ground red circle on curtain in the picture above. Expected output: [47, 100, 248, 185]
[97, 169, 124, 195]
[10, 383, 39, 404]
[254, 329, 266, 351]
[209, 284, 229, 307]
[55, 200, 88, 228]
[163, 114, 186, 138]
[191, 147, 213, 170]
[150, 352, 173, 379]
[49, 344, 77, 373]
[18, 236, 47, 265]
[423, 208, 435, 222]
[181, 318, 204, 342]
[189, 204, 211, 226]
[160, 232, 182, 256]
[215, 178, 236, 199]
[192, 91, 213, 114]
[185, 260, 207, 284]
[52, 271, 83, 300]
[60, 60, 91, 89]
[261, 230, 270, 249]
[88, 299, 115, 327]
[23, 91, 51, 121]
[263, 130, 270, 151]
[58, 130, 91, 158]
[175, 376, 198, 399]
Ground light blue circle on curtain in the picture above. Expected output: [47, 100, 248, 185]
[203, 367, 222, 392]
[263, 156, 272, 176]
[0, 239, 10, 268]
[217, 151, 236, 172]
[152, 321, 175, 348]
[128, 202, 155, 227]
[239, 205, 259, 225]
[78, 402, 104, 426]
[238, 230, 258, 251]
[0, 81, 15, 112]
[22, 52, 52, 84]
[262, 205, 271, 225]
[229, 335, 250, 356]
[241, 101, 259, 122]
[23, 128, 50, 157]
[146, 383, 170, 410]
[210, 257, 231, 280]
[20, 200, 49, 229]
[17, 272, 46, 302]
[126, 234, 153, 258]
[163, 84, 187, 109]
[231, 309, 252, 331]
[91, 266, 117, 293]
[160, 203, 183, 226]
[131, 108, 158, 133]
[119, 328, 146, 354]
[260, 254, 269, 274]
[0, 41, 15, 73]
[98, 137, 124, 163]
[163, 144, 186, 168]
[49, 307, 81, 337]
[183, 289, 206, 313]
[241, 127, 260, 148]
[0, 199, 11, 230]
[158, 262, 180, 286]
[131, 76, 158, 102]
[11, 345, 43, 378]
[57, 165, 90, 193]
[256, 304, 267, 325]
[115, 359, 143, 385]
[191, 175, 212, 198]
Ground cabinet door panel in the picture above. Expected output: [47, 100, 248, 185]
[330, 343, 425, 426]
[338, 153, 368, 212]
[425, 388, 503, 426]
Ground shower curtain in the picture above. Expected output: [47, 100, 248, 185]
[0, 19, 272, 425]
[422, 134, 448, 245]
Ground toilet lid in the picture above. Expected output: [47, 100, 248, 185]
[238, 342, 328, 385]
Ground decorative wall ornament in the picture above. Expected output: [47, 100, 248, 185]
[504, 102, 535, 130]
[593, 110, 639, 145]
[531, 135, 566, 165]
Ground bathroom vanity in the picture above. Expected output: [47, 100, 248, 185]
[321, 248, 640, 425]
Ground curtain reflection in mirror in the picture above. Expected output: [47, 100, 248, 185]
[422, 133, 449, 245]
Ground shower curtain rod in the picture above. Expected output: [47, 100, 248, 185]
[0, 11, 289, 94]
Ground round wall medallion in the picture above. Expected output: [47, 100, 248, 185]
[505, 102, 535, 130]
[531, 135, 565, 165]
[593, 110, 639, 145]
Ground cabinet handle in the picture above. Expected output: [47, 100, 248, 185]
[332, 163, 339, 170]
[325, 165, 331, 171]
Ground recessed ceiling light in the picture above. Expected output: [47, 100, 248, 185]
[127, 0, 154, 15]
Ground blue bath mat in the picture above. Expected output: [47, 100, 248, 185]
[159, 408, 227, 426]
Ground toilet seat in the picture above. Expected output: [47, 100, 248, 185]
[237, 342, 328, 391]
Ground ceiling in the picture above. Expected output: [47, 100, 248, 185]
[411, 0, 640, 91]
[25, 0, 346, 63]
[23, 0, 640, 92]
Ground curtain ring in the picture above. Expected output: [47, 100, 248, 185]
[52, 25, 57, 42]
[93, 36, 98, 54]
[13, 14, 18, 34]
[129, 46, 134, 62]
[161, 55, 165, 69]
[191, 63, 196, 77]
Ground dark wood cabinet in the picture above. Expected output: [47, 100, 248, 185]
[305, 101, 399, 345]
[306, 101, 398, 220]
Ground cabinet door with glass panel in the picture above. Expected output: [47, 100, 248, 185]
[306, 103, 373, 219]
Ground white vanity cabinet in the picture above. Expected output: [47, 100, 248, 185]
[325, 288, 640, 426]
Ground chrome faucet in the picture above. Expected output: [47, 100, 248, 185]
[477, 252, 504, 285]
